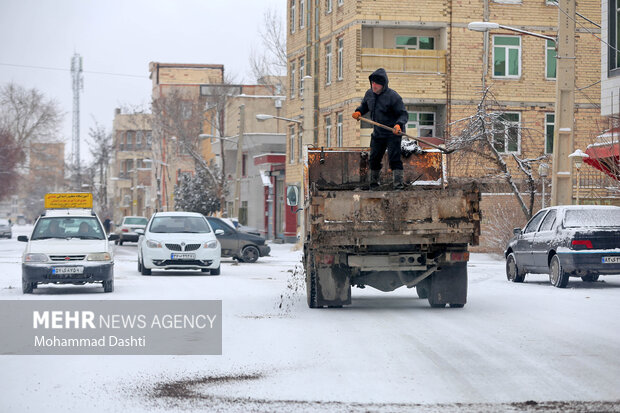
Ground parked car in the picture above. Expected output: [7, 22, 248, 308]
[505, 205, 620, 288]
[115, 216, 148, 245]
[221, 217, 261, 236]
[0, 219, 12, 239]
[137, 212, 222, 275]
[18, 209, 119, 293]
[205, 216, 270, 263]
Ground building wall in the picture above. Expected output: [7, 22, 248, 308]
[285, 0, 604, 240]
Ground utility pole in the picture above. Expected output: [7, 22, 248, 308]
[70, 53, 83, 190]
[234, 104, 245, 219]
[550, 0, 576, 206]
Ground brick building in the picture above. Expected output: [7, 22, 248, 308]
[285, 0, 604, 242]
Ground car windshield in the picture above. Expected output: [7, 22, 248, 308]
[124, 217, 148, 225]
[564, 209, 620, 228]
[31, 217, 105, 240]
[149, 216, 211, 233]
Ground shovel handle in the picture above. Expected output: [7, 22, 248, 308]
[357, 117, 453, 154]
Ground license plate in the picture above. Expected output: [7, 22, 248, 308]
[171, 253, 195, 260]
[602, 256, 620, 264]
[52, 266, 84, 275]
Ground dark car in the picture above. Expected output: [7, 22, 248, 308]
[205, 216, 270, 263]
[505, 205, 620, 288]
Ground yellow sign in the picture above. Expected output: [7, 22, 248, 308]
[44, 193, 93, 209]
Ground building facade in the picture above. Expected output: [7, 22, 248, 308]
[285, 0, 604, 238]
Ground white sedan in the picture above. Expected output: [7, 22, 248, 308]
[137, 212, 222, 275]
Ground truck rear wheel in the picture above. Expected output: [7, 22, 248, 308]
[305, 251, 319, 308]
[427, 262, 467, 308]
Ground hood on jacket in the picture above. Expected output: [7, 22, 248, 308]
[369, 68, 389, 91]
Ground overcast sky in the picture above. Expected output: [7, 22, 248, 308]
[0, 0, 284, 162]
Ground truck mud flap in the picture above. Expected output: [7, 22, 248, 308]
[315, 265, 351, 307]
[428, 262, 467, 308]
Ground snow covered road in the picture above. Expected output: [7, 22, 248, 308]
[1, 226, 619, 412]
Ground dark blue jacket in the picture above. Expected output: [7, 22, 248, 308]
[355, 68, 408, 139]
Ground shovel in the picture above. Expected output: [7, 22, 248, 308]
[357, 117, 454, 154]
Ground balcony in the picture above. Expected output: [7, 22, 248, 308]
[361, 48, 446, 74]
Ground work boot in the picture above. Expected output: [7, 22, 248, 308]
[369, 169, 381, 189]
[393, 169, 405, 190]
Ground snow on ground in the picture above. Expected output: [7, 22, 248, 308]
[1, 224, 620, 412]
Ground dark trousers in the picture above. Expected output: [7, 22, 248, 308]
[369, 135, 403, 171]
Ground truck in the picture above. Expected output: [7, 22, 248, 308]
[289, 147, 481, 308]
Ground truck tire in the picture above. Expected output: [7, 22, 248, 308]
[427, 262, 467, 308]
[415, 280, 429, 299]
[305, 251, 319, 308]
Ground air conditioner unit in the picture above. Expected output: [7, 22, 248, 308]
[275, 99, 282, 108]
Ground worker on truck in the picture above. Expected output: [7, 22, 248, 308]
[352, 68, 409, 190]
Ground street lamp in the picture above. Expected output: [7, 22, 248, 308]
[468, 4, 576, 207]
[256, 114, 303, 124]
[568, 149, 589, 205]
[467, 22, 555, 43]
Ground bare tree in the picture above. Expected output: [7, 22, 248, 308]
[448, 88, 549, 220]
[151, 89, 223, 210]
[87, 122, 114, 215]
[249, 7, 286, 90]
[0, 82, 63, 146]
[0, 129, 24, 201]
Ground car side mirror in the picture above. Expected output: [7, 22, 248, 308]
[286, 186, 299, 207]
[513, 228, 522, 235]
[108, 233, 120, 241]
[18, 235, 28, 242]
[134, 229, 144, 235]
[215, 229, 224, 236]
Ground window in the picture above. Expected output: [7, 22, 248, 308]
[290, 61, 296, 98]
[325, 43, 332, 85]
[546, 39, 557, 79]
[546, 0, 557, 4]
[126, 131, 134, 150]
[609, 0, 620, 72]
[493, 35, 521, 78]
[545, 113, 555, 154]
[407, 112, 436, 138]
[395, 35, 435, 50]
[181, 101, 192, 119]
[524, 210, 546, 234]
[493, 112, 520, 153]
[325, 115, 332, 146]
[145, 131, 152, 148]
[298, 130, 303, 162]
[337, 37, 344, 80]
[289, 126, 296, 163]
[337, 112, 343, 146]
[299, 57, 305, 96]
[338, 0, 343, 6]
[539, 209, 557, 232]
[118, 132, 125, 150]
[326, 0, 332, 13]
[136, 131, 143, 149]
[300, 0, 305, 28]
[290, 0, 296, 33]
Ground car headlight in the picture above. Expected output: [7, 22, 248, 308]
[204, 240, 219, 249]
[87, 252, 112, 261]
[24, 253, 49, 263]
[146, 239, 162, 248]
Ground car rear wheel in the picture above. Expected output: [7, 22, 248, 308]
[240, 245, 260, 263]
[103, 280, 114, 293]
[22, 280, 34, 294]
[581, 274, 600, 282]
[506, 253, 525, 283]
[140, 257, 151, 275]
[549, 255, 569, 288]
